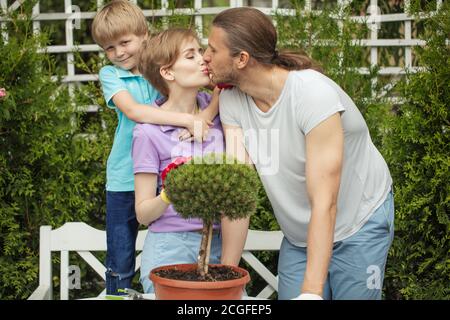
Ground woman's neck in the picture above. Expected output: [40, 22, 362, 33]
[160, 88, 199, 114]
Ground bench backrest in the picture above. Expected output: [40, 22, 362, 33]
[32, 222, 283, 299]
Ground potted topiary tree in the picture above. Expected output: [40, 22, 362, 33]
[149, 153, 260, 300]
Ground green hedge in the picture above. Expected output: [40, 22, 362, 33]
[382, 1, 450, 300]
[0, 2, 110, 299]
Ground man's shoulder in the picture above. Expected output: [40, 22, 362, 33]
[289, 69, 331, 88]
[290, 68, 321, 79]
[219, 86, 247, 106]
[288, 70, 338, 99]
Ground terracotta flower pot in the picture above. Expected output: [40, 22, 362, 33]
[149, 263, 250, 300]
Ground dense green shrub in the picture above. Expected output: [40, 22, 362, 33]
[165, 154, 260, 224]
[0, 2, 109, 299]
[382, 1, 450, 300]
[165, 153, 260, 275]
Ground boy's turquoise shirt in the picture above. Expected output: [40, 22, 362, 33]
[99, 65, 161, 192]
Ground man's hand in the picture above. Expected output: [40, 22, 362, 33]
[291, 293, 323, 300]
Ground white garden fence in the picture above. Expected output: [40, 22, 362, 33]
[0, 0, 445, 84]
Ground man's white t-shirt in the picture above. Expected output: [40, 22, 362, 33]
[219, 69, 392, 247]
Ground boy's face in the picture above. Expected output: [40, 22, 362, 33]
[103, 33, 146, 74]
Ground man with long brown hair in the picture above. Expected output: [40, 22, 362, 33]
[204, 7, 394, 300]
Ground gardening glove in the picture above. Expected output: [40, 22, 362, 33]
[291, 293, 323, 300]
[160, 189, 171, 205]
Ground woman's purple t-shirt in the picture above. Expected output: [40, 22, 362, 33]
[132, 92, 224, 232]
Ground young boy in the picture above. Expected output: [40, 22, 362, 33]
[91, 0, 218, 295]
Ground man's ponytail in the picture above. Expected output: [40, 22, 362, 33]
[272, 51, 323, 73]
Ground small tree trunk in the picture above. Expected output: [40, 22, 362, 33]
[204, 224, 213, 275]
[197, 222, 212, 278]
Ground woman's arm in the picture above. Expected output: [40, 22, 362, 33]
[302, 112, 343, 297]
[198, 86, 220, 123]
[134, 173, 170, 226]
[178, 87, 220, 142]
[220, 123, 254, 266]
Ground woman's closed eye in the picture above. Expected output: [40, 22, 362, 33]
[187, 50, 204, 60]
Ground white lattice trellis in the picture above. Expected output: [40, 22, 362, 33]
[1, 0, 445, 81]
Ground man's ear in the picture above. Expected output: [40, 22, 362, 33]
[160, 66, 175, 81]
[235, 51, 250, 70]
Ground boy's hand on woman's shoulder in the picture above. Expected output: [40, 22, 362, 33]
[179, 114, 213, 143]
[178, 128, 193, 142]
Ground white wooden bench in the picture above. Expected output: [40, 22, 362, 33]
[28, 222, 283, 300]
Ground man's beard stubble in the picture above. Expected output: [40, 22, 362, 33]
[211, 66, 239, 86]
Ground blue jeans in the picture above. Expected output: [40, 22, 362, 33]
[278, 189, 395, 300]
[105, 191, 139, 295]
[140, 230, 222, 293]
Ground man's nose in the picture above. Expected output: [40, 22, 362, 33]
[203, 48, 211, 62]
[197, 53, 206, 65]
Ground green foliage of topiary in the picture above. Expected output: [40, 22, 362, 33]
[165, 153, 260, 225]
[164, 153, 260, 276]
[382, 1, 450, 300]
